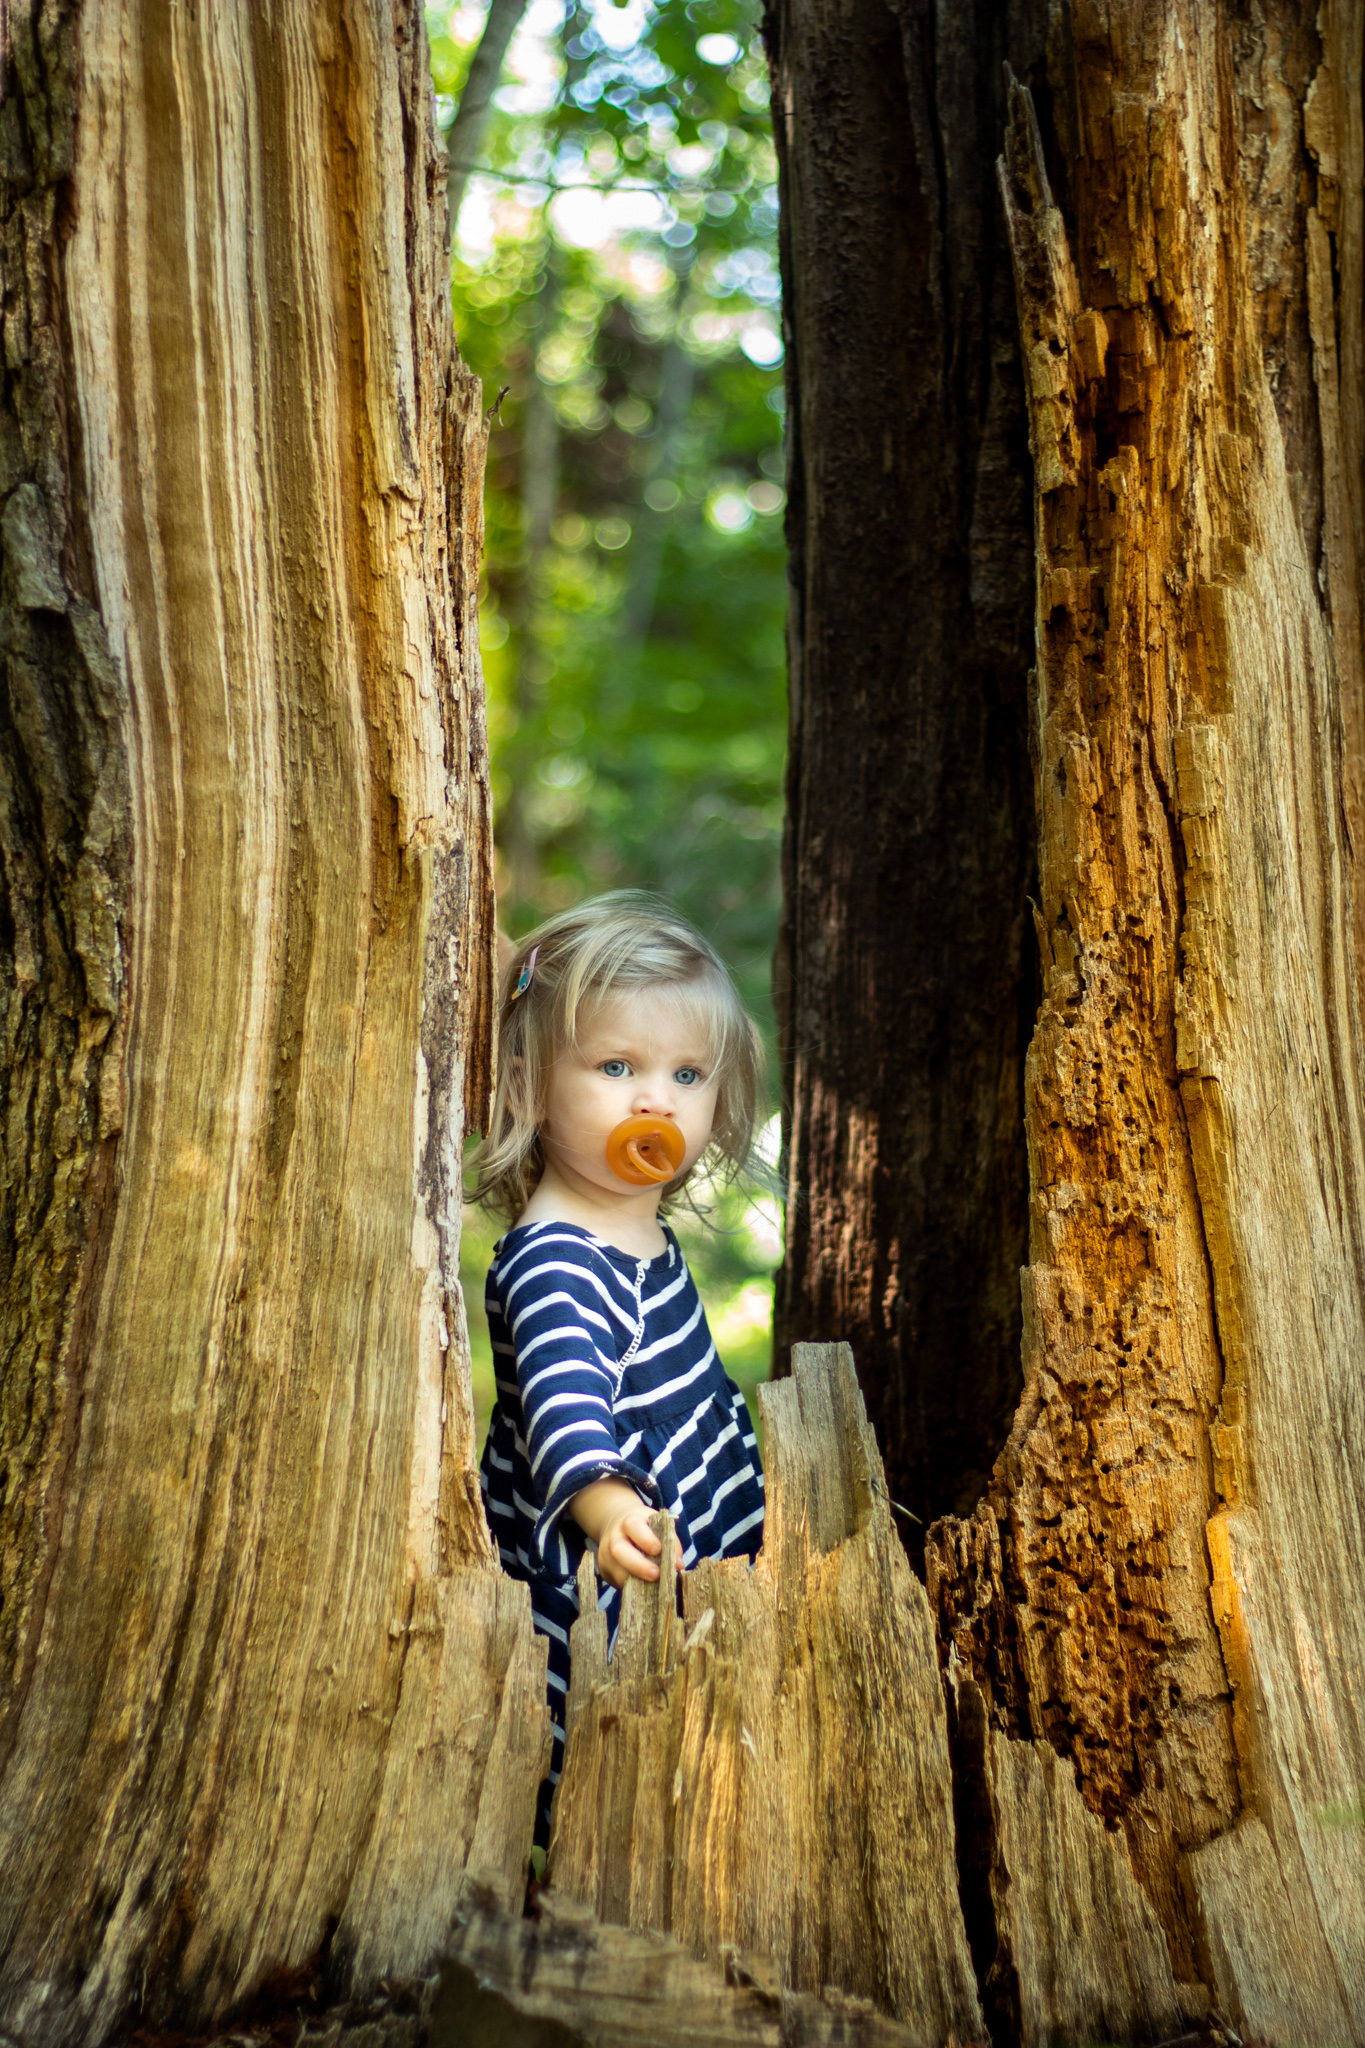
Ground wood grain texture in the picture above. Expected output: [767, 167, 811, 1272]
[1183, 1813, 1356, 2047]
[930, 53, 1240, 1984]
[0, 0, 133, 1789]
[0, 4, 537, 2041]
[549, 1343, 984, 2047]
[1304, 0, 1365, 1021]
[929, 11, 1365, 2038]
[436, 1891, 942, 2048]
[947, 1670, 1183, 2048]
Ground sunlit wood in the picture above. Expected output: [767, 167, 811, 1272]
[0, 4, 541, 2040]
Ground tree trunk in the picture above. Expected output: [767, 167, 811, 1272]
[775, 0, 1365, 2040]
[768, 0, 1039, 1559]
[10, 1, 1365, 2043]
[0, 5, 546, 2041]
[443, 0, 530, 229]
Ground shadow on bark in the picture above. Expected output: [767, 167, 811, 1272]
[767, 0, 1048, 1566]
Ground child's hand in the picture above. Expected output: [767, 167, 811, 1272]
[569, 1477, 662, 1590]
[595, 1504, 663, 1589]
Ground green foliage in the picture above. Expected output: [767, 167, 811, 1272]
[428, 0, 787, 1031]
[430, 0, 787, 1440]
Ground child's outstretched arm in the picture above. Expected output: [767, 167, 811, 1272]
[499, 1236, 664, 1578]
[570, 1477, 662, 1588]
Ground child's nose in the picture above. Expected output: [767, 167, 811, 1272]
[630, 1075, 676, 1117]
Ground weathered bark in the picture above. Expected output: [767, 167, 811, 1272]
[0, 5, 546, 2042]
[767, 0, 1039, 1555]
[774, 0, 1365, 2040]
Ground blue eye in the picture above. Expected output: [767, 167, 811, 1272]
[600, 1059, 629, 1078]
[674, 1066, 703, 1086]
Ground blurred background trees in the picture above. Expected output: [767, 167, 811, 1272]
[429, 0, 785, 1431]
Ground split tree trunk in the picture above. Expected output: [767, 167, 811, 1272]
[9, 2, 1365, 2044]
[774, 0, 1365, 2039]
[0, 5, 547, 2041]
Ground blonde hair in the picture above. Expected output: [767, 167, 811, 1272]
[469, 891, 765, 1225]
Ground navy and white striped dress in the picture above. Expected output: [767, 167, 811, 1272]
[478, 1219, 764, 1841]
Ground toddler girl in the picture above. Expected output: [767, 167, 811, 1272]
[471, 892, 766, 1842]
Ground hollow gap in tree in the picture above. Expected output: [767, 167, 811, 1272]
[439, 0, 789, 1470]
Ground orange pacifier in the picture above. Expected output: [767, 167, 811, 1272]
[605, 1114, 687, 1186]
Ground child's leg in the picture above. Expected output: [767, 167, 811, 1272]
[529, 1580, 579, 1850]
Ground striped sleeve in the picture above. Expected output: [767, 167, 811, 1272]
[499, 1246, 661, 1575]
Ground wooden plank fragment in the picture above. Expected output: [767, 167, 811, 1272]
[548, 1343, 984, 2046]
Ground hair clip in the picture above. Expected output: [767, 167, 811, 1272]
[511, 945, 539, 1000]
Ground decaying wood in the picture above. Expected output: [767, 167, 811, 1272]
[1183, 1814, 1357, 2048]
[926, 64, 1241, 1984]
[0, 0, 132, 1791]
[927, 12, 1365, 2041]
[436, 1890, 940, 2048]
[0, 5, 541, 2042]
[1304, 0, 1365, 1016]
[548, 1343, 984, 2047]
[9, 0, 1365, 2039]
[120, 1892, 946, 2048]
